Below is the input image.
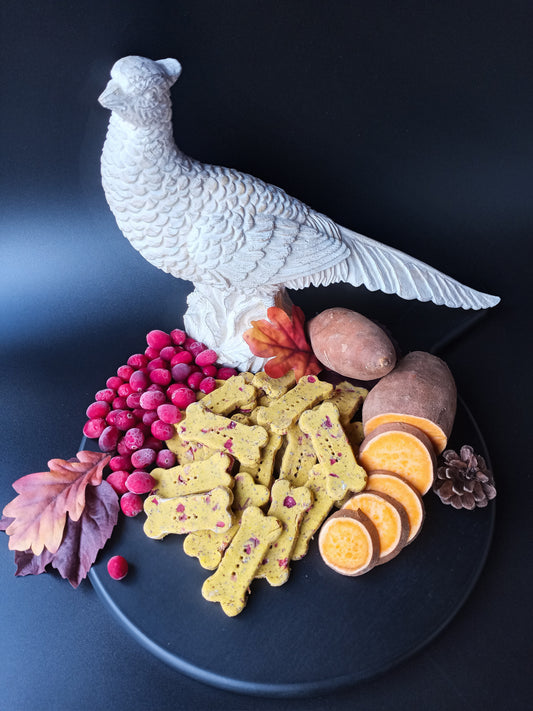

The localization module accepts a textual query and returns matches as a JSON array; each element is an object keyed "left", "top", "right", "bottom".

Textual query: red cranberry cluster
[{"left": 83, "top": 328, "right": 236, "bottom": 518}]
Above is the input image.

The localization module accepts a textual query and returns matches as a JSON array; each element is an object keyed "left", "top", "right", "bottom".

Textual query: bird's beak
[{"left": 98, "top": 80, "right": 123, "bottom": 110}]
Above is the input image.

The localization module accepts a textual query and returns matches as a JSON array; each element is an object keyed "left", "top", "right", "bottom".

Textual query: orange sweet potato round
[
  {"left": 318, "top": 508, "right": 380, "bottom": 576},
  {"left": 308, "top": 307, "right": 396, "bottom": 381},
  {"left": 358, "top": 422, "right": 437, "bottom": 495},
  {"left": 366, "top": 471, "right": 425, "bottom": 544},
  {"left": 342, "top": 490, "right": 410, "bottom": 564}
]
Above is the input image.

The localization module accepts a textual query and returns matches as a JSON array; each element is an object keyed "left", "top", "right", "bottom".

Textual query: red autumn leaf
[
  {"left": 243, "top": 305, "right": 322, "bottom": 381},
  {"left": 2, "top": 451, "right": 110, "bottom": 556},
  {"left": 11, "top": 480, "right": 119, "bottom": 588}
]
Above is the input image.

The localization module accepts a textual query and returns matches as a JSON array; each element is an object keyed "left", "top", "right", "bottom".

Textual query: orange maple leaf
[
  {"left": 243, "top": 305, "right": 322, "bottom": 381},
  {"left": 2, "top": 451, "right": 110, "bottom": 556}
]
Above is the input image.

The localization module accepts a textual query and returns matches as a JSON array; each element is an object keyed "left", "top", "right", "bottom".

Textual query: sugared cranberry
[
  {"left": 86, "top": 401, "right": 111, "bottom": 419},
  {"left": 83, "top": 418, "right": 106, "bottom": 439},
  {"left": 107, "top": 555, "right": 129, "bottom": 580},
  {"left": 130, "top": 448, "right": 156, "bottom": 469},
  {"left": 170, "top": 328, "right": 187, "bottom": 345},
  {"left": 151, "top": 419, "right": 175, "bottom": 441},
  {"left": 157, "top": 403, "right": 182, "bottom": 424},
  {"left": 169, "top": 387, "right": 196, "bottom": 409},
  {"left": 98, "top": 425, "right": 120, "bottom": 452},
  {"left": 156, "top": 449, "right": 176, "bottom": 468},
  {"left": 146, "top": 329, "right": 172, "bottom": 350},
  {"left": 195, "top": 349, "right": 217, "bottom": 367},
  {"left": 120, "top": 492, "right": 143, "bottom": 517},
  {"left": 126, "top": 470, "right": 156, "bottom": 495},
  {"left": 106, "top": 470, "right": 130, "bottom": 495}
]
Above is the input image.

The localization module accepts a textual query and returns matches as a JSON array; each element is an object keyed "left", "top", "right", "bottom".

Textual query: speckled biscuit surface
[
  {"left": 291, "top": 465, "right": 337, "bottom": 560},
  {"left": 201, "top": 506, "right": 282, "bottom": 616},
  {"left": 255, "top": 479, "right": 313, "bottom": 586},
  {"left": 143, "top": 486, "right": 234, "bottom": 539},
  {"left": 150, "top": 452, "right": 233, "bottom": 498},
  {"left": 256, "top": 375, "right": 333, "bottom": 435},
  {"left": 177, "top": 402, "right": 268, "bottom": 468},
  {"left": 239, "top": 430, "right": 282, "bottom": 488},
  {"left": 183, "top": 471, "right": 270, "bottom": 570},
  {"left": 299, "top": 401, "right": 367, "bottom": 500},
  {"left": 252, "top": 370, "right": 296, "bottom": 399},
  {"left": 324, "top": 381, "right": 368, "bottom": 426},
  {"left": 199, "top": 374, "right": 257, "bottom": 415},
  {"left": 278, "top": 423, "right": 317, "bottom": 487}
]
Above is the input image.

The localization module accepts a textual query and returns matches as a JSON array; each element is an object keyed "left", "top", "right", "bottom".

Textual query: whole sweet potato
[
  {"left": 308, "top": 307, "right": 396, "bottom": 381},
  {"left": 361, "top": 351, "right": 457, "bottom": 454}
]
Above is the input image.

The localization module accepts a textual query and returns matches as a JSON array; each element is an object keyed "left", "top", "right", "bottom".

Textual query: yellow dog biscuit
[
  {"left": 201, "top": 506, "right": 282, "bottom": 616},
  {"left": 143, "top": 486, "right": 234, "bottom": 539},
  {"left": 252, "top": 370, "right": 296, "bottom": 399},
  {"left": 178, "top": 402, "right": 268, "bottom": 468},
  {"left": 324, "top": 382, "right": 368, "bottom": 426},
  {"left": 278, "top": 423, "right": 317, "bottom": 487},
  {"left": 256, "top": 375, "right": 333, "bottom": 435},
  {"left": 150, "top": 452, "right": 233, "bottom": 498},
  {"left": 291, "top": 466, "right": 336, "bottom": 560},
  {"left": 199, "top": 374, "right": 257, "bottom": 415},
  {"left": 344, "top": 420, "right": 365, "bottom": 451},
  {"left": 166, "top": 425, "right": 217, "bottom": 464},
  {"left": 299, "top": 401, "right": 367, "bottom": 501},
  {"left": 255, "top": 479, "right": 313, "bottom": 586},
  {"left": 239, "top": 430, "right": 283, "bottom": 488},
  {"left": 183, "top": 471, "right": 270, "bottom": 570}
]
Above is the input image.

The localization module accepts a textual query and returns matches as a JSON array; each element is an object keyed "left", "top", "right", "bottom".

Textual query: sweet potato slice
[
  {"left": 362, "top": 351, "right": 456, "bottom": 454},
  {"left": 366, "top": 471, "right": 425, "bottom": 544},
  {"left": 358, "top": 422, "right": 436, "bottom": 495},
  {"left": 342, "top": 490, "right": 409, "bottom": 564},
  {"left": 318, "top": 508, "right": 380, "bottom": 576}
]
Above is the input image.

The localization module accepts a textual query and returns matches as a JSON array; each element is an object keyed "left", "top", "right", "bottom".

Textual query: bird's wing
[{"left": 188, "top": 211, "right": 350, "bottom": 289}]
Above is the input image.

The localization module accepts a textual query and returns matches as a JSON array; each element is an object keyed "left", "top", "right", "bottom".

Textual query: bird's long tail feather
[{"left": 337, "top": 226, "right": 500, "bottom": 310}]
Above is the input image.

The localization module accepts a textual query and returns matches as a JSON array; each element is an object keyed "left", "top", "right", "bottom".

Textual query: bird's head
[{"left": 98, "top": 56, "right": 182, "bottom": 127}]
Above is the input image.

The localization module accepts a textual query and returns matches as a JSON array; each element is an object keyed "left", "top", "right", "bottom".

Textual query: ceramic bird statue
[{"left": 98, "top": 55, "right": 499, "bottom": 369}]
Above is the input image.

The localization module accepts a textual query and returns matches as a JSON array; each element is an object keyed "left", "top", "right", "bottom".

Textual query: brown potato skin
[
  {"left": 361, "top": 351, "right": 457, "bottom": 452},
  {"left": 308, "top": 308, "right": 397, "bottom": 381}
]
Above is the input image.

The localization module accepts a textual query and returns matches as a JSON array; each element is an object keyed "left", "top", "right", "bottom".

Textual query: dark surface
[
  {"left": 87, "top": 397, "right": 494, "bottom": 697},
  {"left": 1, "top": 2, "right": 532, "bottom": 709}
]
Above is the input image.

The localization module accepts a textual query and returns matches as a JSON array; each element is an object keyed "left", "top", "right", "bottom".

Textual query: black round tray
[{"left": 88, "top": 395, "right": 494, "bottom": 697}]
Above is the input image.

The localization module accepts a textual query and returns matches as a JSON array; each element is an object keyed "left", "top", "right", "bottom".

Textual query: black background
[{"left": 1, "top": 2, "right": 532, "bottom": 709}]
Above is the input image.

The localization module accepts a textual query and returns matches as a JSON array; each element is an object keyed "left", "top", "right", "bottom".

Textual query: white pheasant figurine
[{"left": 99, "top": 55, "right": 499, "bottom": 369}]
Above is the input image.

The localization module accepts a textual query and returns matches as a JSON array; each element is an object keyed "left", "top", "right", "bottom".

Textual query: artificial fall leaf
[
  {"left": 2, "top": 451, "right": 110, "bottom": 556},
  {"left": 11, "top": 480, "right": 119, "bottom": 588},
  {"left": 243, "top": 305, "right": 322, "bottom": 381}
]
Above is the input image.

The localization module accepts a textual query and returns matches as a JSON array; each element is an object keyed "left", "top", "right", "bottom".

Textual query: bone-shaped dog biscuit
[
  {"left": 252, "top": 370, "right": 296, "bottom": 399},
  {"left": 201, "top": 506, "right": 282, "bottom": 617},
  {"left": 255, "top": 479, "right": 313, "bottom": 586},
  {"left": 143, "top": 486, "right": 234, "bottom": 539},
  {"left": 299, "top": 401, "right": 367, "bottom": 501},
  {"left": 178, "top": 402, "right": 268, "bottom": 468},
  {"left": 150, "top": 452, "right": 233, "bottom": 498},
  {"left": 291, "top": 466, "right": 336, "bottom": 560},
  {"left": 199, "top": 374, "right": 257, "bottom": 415},
  {"left": 324, "top": 382, "right": 368, "bottom": 426},
  {"left": 183, "top": 471, "right": 270, "bottom": 570},
  {"left": 278, "top": 423, "right": 317, "bottom": 487},
  {"left": 256, "top": 375, "right": 333, "bottom": 435},
  {"left": 240, "top": 430, "right": 282, "bottom": 488},
  {"left": 166, "top": 425, "right": 216, "bottom": 464}
]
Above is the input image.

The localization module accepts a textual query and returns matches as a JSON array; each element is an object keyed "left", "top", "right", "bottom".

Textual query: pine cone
[{"left": 434, "top": 445, "right": 496, "bottom": 510}]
